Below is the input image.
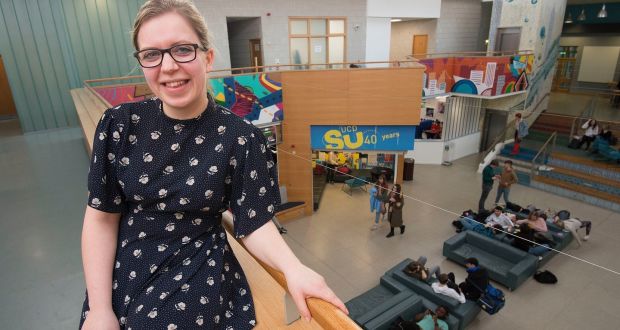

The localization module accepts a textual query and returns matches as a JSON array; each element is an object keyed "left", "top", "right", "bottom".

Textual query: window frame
[{"left": 288, "top": 17, "right": 347, "bottom": 68}]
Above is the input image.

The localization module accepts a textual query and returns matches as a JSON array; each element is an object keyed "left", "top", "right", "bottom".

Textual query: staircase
[{"left": 497, "top": 143, "right": 620, "bottom": 212}]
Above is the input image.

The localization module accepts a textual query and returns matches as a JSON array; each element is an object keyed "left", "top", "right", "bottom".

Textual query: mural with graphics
[
  {"left": 211, "top": 73, "right": 283, "bottom": 125},
  {"left": 93, "top": 72, "right": 284, "bottom": 126},
  {"left": 420, "top": 54, "right": 534, "bottom": 98}
]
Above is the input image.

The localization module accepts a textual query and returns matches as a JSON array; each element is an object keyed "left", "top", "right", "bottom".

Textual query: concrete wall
[
  {"left": 196, "top": 0, "right": 367, "bottom": 70},
  {"left": 390, "top": 19, "right": 438, "bottom": 60},
  {"left": 435, "top": 0, "right": 486, "bottom": 53},
  {"left": 367, "top": 0, "right": 441, "bottom": 18},
  {"left": 365, "top": 17, "right": 392, "bottom": 67},
  {"left": 227, "top": 18, "right": 262, "bottom": 69}
]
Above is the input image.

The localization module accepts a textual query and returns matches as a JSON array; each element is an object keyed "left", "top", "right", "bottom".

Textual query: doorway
[
  {"left": 481, "top": 109, "right": 508, "bottom": 151},
  {"left": 412, "top": 34, "right": 428, "bottom": 58},
  {"left": 495, "top": 27, "right": 521, "bottom": 53},
  {"left": 249, "top": 39, "right": 263, "bottom": 70},
  {"left": 0, "top": 54, "right": 17, "bottom": 119},
  {"left": 226, "top": 17, "right": 262, "bottom": 73}
]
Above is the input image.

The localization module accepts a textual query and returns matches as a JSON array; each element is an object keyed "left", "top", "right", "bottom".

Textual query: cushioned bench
[
  {"left": 346, "top": 275, "right": 414, "bottom": 327},
  {"left": 363, "top": 296, "right": 460, "bottom": 330},
  {"left": 274, "top": 186, "right": 305, "bottom": 222},
  {"left": 443, "top": 231, "right": 538, "bottom": 291},
  {"left": 390, "top": 260, "right": 480, "bottom": 330}
]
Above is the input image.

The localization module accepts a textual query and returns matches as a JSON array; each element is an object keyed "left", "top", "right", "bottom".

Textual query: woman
[
  {"left": 578, "top": 119, "right": 599, "bottom": 150},
  {"left": 370, "top": 174, "right": 389, "bottom": 230},
  {"left": 516, "top": 211, "right": 548, "bottom": 233},
  {"left": 80, "top": 1, "right": 346, "bottom": 329},
  {"left": 386, "top": 184, "right": 405, "bottom": 237},
  {"left": 511, "top": 224, "right": 551, "bottom": 257},
  {"left": 511, "top": 113, "right": 529, "bottom": 155}
]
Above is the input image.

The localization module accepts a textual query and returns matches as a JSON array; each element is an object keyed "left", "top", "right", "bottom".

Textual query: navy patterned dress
[{"left": 80, "top": 96, "right": 280, "bottom": 330}]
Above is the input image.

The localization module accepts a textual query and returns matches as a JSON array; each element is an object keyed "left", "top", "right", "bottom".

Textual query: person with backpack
[
  {"left": 458, "top": 257, "right": 489, "bottom": 300},
  {"left": 511, "top": 112, "right": 529, "bottom": 155}
]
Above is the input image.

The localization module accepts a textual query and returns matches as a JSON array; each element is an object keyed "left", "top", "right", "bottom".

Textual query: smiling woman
[{"left": 79, "top": 1, "right": 347, "bottom": 329}]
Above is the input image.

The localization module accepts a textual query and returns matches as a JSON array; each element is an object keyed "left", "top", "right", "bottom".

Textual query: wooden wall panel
[{"left": 279, "top": 67, "right": 423, "bottom": 215}]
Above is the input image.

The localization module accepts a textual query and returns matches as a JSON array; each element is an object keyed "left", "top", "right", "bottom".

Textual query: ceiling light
[
  {"left": 577, "top": 8, "right": 586, "bottom": 21},
  {"left": 598, "top": 4, "right": 607, "bottom": 18},
  {"left": 390, "top": 18, "right": 402, "bottom": 23},
  {"left": 565, "top": 12, "right": 573, "bottom": 24}
]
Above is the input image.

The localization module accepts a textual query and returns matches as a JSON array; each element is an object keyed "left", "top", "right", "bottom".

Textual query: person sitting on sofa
[
  {"left": 458, "top": 257, "right": 489, "bottom": 301},
  {"left": 404, "top": 256, "right": 441, "bottom": 283},
  {"left": 552, "top": 214, "right": 592, "bottom": 247},
  {"left": 484, "top": 206, "right": 515, "bottom": 232},
  {"left": 414, "top": 306, "right": 449, "bottom": 330},
  {"left": 516, "top": 211, "right": 548, "bottom": 233},
  {"left": 511, "top": 223, "right": 552, "bottom": 257},
  {"left": 432, "top": 273, "right": 466, "bottom": 304}
]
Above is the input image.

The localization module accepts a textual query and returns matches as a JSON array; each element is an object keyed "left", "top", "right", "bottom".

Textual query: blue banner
[{"left": 310, "top": 125, "right": 416, "bottom": 151}]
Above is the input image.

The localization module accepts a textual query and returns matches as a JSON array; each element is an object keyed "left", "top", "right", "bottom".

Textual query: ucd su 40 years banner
[{"left": 310, "top": 125, "right": 416, "bottom": 151}]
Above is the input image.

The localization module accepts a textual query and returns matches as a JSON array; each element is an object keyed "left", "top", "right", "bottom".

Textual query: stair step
[
  {"left": 534, "top": 175, "right": 620, "bottom": 204},
  {"left": 551, "top": 152, "right": 620, "bottom": 174},
  {"left": 551, "top": 166, "right": 620, "bottom": 189}
]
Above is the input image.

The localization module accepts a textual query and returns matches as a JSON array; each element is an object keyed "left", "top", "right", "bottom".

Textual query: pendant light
[
  {"left": 565, "top": 12, "right": 573, "bottom": 24},
  {"left": 598, "top": 4, "right": 607, "bottom": 18},
  {"left": 577, "top": 8, "right": 587, "bottom": 21}
]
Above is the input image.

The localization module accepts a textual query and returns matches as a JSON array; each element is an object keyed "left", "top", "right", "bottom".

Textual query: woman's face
[{"left": 137, "top": 12, "right": 214, "bottom": 114}]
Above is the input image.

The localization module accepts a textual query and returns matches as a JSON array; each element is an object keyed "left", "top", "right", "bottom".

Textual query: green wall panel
[{"left": 0, "top": 0, "right": 143, "bottom": 132}]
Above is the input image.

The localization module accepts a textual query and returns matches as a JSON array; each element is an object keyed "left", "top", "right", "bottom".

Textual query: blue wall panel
[{"left": 0, "top": 0, "right": 143, "bottom": 132}]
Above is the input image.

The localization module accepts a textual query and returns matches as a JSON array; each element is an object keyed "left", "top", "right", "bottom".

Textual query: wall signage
[{"left": 310, "top": 125, "right": 416, "bottom": 151}]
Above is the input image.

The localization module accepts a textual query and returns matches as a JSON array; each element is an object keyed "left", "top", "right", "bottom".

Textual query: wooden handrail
[
  {"left": 221, "top": 214, "right": 360, "bottom": 330},
  {"left": 407, "top": 50, "right": 534, "bottom": 59}
]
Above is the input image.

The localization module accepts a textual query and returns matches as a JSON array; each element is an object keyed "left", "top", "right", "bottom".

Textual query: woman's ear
[{"left": 204, "top": 48, "right": 215, "bottom": 72}]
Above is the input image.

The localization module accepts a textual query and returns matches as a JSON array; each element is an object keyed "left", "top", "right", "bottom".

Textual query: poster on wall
[{"left": 310, "top": 125, "right": 416, "bottom": 151}]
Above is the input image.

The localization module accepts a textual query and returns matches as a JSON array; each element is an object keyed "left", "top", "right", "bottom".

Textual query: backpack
[
  {"left": 534, "top": 270, "right": 558, "bottom": 284},
  {"left": 477, "top": 283, "right": 506, "bottom": 315},
  {"left": 475, "top": 210, "right": 492, "bottom": 224},
  {"left": 452, "top": 219, "right": 464, "bottom": 231},
  {"left": 505, "top": 201, "right": 523, "bottom": 213}
]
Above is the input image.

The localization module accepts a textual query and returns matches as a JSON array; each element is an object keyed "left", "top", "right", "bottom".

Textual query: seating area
[{"left": 346, "top": 259, "right": 478, "bottom": 330}]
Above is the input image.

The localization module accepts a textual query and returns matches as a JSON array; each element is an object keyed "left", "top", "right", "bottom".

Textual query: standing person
[
  {"left": 369, "top": 174, "right": 389, "bottom": 230},
  {"left": 478, "top": 159, "right": 499, "bottom": 212},
  {"left": 386, "top": 184, "right": 405, "bottom": 238},
  {"left": 458, "top": 258, "right": 489, "bottom": 301},
  {"left": 511, "top": 113, "right": 529, "bottom": 155},
  {"left": 79, "top": 1, "right": 347, "bottom": 329},
  {"left": 494, "top": 160, "right": 518, "bottom": 206},
  {"left": 326, "top": 150, "right": 338, "bottom": 184},
  {"left": 578, "top": 119, "right": 599, "bottom": 150}
]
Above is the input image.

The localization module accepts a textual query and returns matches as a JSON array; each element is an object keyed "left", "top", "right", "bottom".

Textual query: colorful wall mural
[
  {"left": 211, "top": 73, "right": 283, "bottom": 125},
  {"left": 93, "top": 72, "right": 284, "bottom": 126},
  {"left": 420, "top": 54, "right": 534, "bottom": 98}
]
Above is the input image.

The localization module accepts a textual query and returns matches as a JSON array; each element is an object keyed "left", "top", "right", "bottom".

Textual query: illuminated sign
[{"left": 310, "top": 125, "right": 415, "bottom": 151}]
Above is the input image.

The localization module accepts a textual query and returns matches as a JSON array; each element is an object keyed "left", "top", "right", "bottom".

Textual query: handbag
[{"left": 467, "top": 278, "right": 505, "bottom": 315}]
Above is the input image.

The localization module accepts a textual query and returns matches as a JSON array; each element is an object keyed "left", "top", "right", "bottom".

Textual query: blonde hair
[{"left": 132, "top": 0, "right": 211, "bottom": 51}]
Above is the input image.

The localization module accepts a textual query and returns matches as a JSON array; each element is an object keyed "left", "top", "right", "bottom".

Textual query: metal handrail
[
  {"left": 479, "top": 93, "right": 550, "bottom": 163},
  {"left": 530, "top": 131, "right": 557, "bottom": 178},
  {"left": 569, "top": 91, "right": 620, "bottom": 137}
]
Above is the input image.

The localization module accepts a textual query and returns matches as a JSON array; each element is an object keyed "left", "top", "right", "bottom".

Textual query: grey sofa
[{"left": 443, "top": 231, "right": 538, "bottom": 290}]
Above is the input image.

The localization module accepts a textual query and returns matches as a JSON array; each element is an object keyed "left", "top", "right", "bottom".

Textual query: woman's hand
[
  {"left": 284, "top": 263, "right": 348, "bottom": 322},
  {"left": 81, "top": 308, "right": 120, "bottom": 330}
]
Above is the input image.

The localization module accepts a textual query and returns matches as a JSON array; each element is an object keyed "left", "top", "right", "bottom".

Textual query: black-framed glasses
[{"left": 133, "top": 43, "right": 207, "bottom": 68}]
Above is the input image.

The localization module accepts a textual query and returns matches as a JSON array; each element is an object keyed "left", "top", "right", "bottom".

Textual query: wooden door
[
  {"left": 0, "top": 55, "right": 17, "bottom": 117},
  {"left": 249, "top": 39, "right": 263, "bottom": 71},
  {"left": 412, "top": 35, "right": 428, "bottom": 58}
]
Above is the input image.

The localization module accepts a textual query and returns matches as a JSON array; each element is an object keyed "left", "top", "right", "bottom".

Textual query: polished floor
[{"left": 1, "top": 127, "right": 619, "bottom": 329}]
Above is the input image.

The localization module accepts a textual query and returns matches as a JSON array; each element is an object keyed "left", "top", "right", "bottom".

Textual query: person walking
[
  {"left": 386, "top": 184, "right": 405, "bottom": 237},
  {"left": 511, "top": 113, "right": 529, "bottom": 155}
]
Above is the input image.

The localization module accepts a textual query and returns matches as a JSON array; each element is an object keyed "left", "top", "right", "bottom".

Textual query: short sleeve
[
  {"left": 228, "top": 128, "right": 281, "bottom": 238},
  {"left": 86, "top": 108, "right": 125, "bottom": 213}
]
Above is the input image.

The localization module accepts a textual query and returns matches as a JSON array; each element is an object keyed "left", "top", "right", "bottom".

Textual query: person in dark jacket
[
  {"left": 478, "top": 159, "right": 499, "bottom": 212},
  {"left": 458, "top": 257, "right": 489, "bottom": 300}
]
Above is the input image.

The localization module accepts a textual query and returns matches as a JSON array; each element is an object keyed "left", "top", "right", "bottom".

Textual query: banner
[{"left": 310, "top": 125, "right": 415, "bottom": 151}]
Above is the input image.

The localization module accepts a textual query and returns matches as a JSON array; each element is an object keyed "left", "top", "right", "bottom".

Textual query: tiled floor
[{"left": 1, "top": 127, "right": 619, "bottom": 329}]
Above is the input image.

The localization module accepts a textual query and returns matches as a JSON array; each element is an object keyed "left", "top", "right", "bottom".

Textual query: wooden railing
[{"left": 407, "top": 50, "right": 534, "bottom": 60}]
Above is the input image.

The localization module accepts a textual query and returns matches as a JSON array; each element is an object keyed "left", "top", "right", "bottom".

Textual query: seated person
[
  {"left": 552, "top": 213, "right": 592, "bottom": 246},
  {"left": 403, "top": 256, "right": 441, "bottom": 283},
  {"left": 484, "top": 206, "right": 515, "bottom": 232},
  {"left": 458, "top": 258, "right": 489, "bottom": 301},
  {"left": 516, "top": 211, "right": 548, "bottom": 233},
  {"left": 415, "top": 306, "right": 449, "bottom": 330},
  {"left": 511, "top": 224, "right": 552, "bottom": 257},
  {"left": 431, "top": 273, "right": 466, "bottom": 304}
]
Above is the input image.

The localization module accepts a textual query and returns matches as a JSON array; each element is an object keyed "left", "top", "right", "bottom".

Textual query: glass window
[
  {"left": 311, "top": 37, "right": 327, "bottom": 66},
  {"left": 328, "top": 36, "right": 344, "bottom": 63},
  {"left": 290, "top": 38, "right": 309, "bottom": 66},
  {"left": 290, "top": 20, "right": 308, "bottom": 35},
  {"left": 311, "top": 19, "right": 326, "bottom": 35},
  {"left": 329, "top": 19, "right": 345, "bottom": 34}
]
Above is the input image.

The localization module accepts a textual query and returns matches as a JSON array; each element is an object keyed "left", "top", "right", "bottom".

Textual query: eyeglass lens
[{"left": 138, "top": 44, "right": 197, "bottom": 67}]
